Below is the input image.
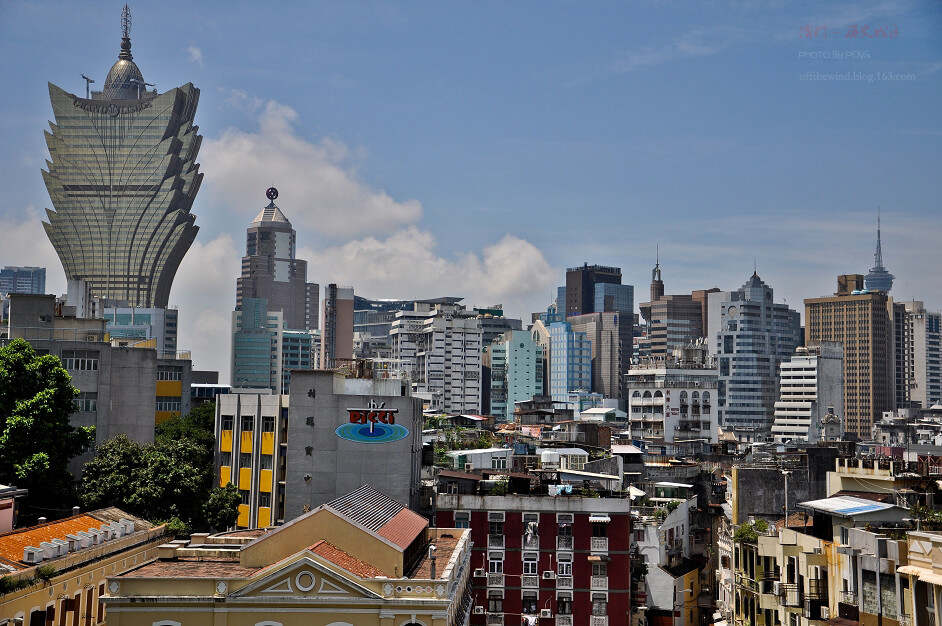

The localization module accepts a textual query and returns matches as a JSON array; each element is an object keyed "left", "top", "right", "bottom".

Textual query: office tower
[
  {"left": 640, "top": 258, "right": 719, "bottom": 359},
  {"left": 530, "top": 319, "right": 552, "bottom": 397},
  {"left": 548, "top": 321, "right": 592, "bottom": 403},
  {"left": 41, "top": 7, "right": 202, "bottom": 308},
  {"left": 805, "top": 275, "right": 895, "bottom": 438},
  {"left": 0, "top": 266, "right": 46, "bottom": 295},
  {"left": 487, "top": 330, "right": 542, "bottom": 422},
  {"left": 864, "top": 213, "right": 894, "bottom": 293},
  {"left": 594, "top": 282, "right": 634, "bottom": 315},
  {"left": 771, "top": 343, "right": 844, "bottom": 444},
  {"left": 231, "top": 298, "right": 284, "bottom": 392},
  {"left": 713, "top": 273, "right": 802, "bottom": 440},
  {"left": 894, "top": 301, "right": 942, "bottom": 408},
  {"left": 237, "top": 188, "right": 318, "bottom": 331},
  {"left": 321, "top": 284, "right": 354, "bottom": 369},
  {"left": 104, "top": 306, "right": 178, "bottom": 355},
  {"left": 475, "top": 305, "right": 523, "bottom": 346},
  {"left": 565, "top": 264, "right": 621, "bottom": 317},
  {"left": 390, "top": 300, "right": 483, "bottom": 413},
  {"left": 568, "top": 311, "right": 632, "bottom": 401}
]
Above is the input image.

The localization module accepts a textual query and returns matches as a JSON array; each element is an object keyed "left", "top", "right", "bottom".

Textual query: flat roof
[
  {"left": 611, "top": 444, "right": 644, "bottom": 455},
  {"left": 797, "top": 495, "right": 899, "bottom": 517},
  {"left": 558, "top": 469, "right": 621, "bottom": 480},
  {"left": 653, "top": 481, "right": 694, "bottom": 488},
  {"left": 445, "top": 447, "right": 510, "bottom": 456}
]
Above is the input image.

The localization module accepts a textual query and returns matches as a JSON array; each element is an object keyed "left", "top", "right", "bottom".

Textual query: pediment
[{"left": 234, "top": 556, "right": 382, "bottom": 600}]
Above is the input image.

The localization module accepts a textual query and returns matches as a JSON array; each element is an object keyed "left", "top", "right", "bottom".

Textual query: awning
[
  {"left": 589, "top": 514, "right": 611, "bottom": 523},
  {"left": 587, "top": 554, "right": 610, "bottom": 562}
]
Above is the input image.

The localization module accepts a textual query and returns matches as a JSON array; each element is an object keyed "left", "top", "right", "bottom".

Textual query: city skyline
[{"left": 1, "top": 1, "right": 940, "bottom": 378}]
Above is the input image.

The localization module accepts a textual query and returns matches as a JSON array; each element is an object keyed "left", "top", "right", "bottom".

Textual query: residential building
[
  {"left": 154, "top": 353, "right": 193, "bottom": 424},
  {"left": 390, "top": 300, "right": 483, "bottom": 413},
  {"left": 864, "top": 213, "right": 894, "bottom": 293},
  {"left": 771, "top": 343, "right": 844, "bottom": 444},
  {"left": 475, "top": 305, "right": 524, "bottom": 347},
  {"left": 321, "top": 283, "right": 354, "bottom": 369},
  {"left": 900, "top": 531, "right": 942, "bottom": 626},
  {"left": 104, "top": 486, "right": 473, "bottom": 626},
  {"left": 435, "top": 491, "right": 631, "bottom": 625},
  {"left": 872, "top": 407, "right": 942, "bottom": 446},
  {"left": 0, "top": 508, "right": 165, "bottom": 625},
  {"left": 515, "top": 395, "right": 574, "bottom": 426},
  {"left": 0, "top": 266, "right": 45, "bottom": 295},
  {"left": 894, "top": 300, "right": 942, "bottom": 408},
  {"left": 805, "top": 274, "right": 896, "bottom": 438},
  {"left": 627, "top": 341, "right": 720, "bottom": 444},
  {"left": 104, "top": 305, "right": 178, "bottom": 355},
  {"left": 568, "top": 311, "right": 633, "bottom": 402},
  {"left": 41, "top": 8, "right": 202, "bottom": 308},
  {"left": 565, "top": 263, "right": 622, "bottom": 317},
  {"left": 548, "top": 321, "right": 592, "bottom": 404},
  {"left": 447, "top": 448, "right": 514, "bottom": 471},
  {"left": 236, "top": 187, "right": 319, "bottom": 331},
  {"left": 640, "top": 258, "right": 719, "bottom": 359},
  {"left": 487, "top": 329, "right": 542, "bottom": 422},
  {"left": 231, "top": 297, "right": 284, "bottom": 393},
  {"left": 712, "top": 273, "right": 802, "bottom": 441}
]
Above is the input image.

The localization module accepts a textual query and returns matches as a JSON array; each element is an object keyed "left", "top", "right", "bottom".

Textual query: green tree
[
  {"left": 0, "top": 339, "right": 95, "bottom": 519},
  {"left": 204, "top": 484, "right": 241, "bottom": 531}
]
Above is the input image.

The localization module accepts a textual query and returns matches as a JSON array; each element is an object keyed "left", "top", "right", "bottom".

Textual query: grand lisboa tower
[{"left": 42, "top": 5, "right": 202, "bottom": 308}]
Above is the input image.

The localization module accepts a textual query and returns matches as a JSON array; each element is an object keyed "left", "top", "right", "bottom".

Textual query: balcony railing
[
  {"left": 488, "top": 534, "right": 504, "bottom": 549},
  {"left": 591, "top": 576, "right": 609, "bottom": 590},
  {"left": 591, "top": 537, "right": 609, "bottom": 553},
  {"left": 781, "top": 583, "right": 803, "bottom": 607},
  {"left": 838, "top": 590, "right": 857, "bottom": 605},
  {"left": 486, "top": 614, "right": 503, "bottom": 625},
  {"left": 523, "top": 536, "right": 540, "bottom": 550},
  {"left": 557, "top": 575, "right": 573, "bottom": 589},
  {"left": 487, "top": 573, "right": 504, "bottom": 587},
  {"left": 807, "top": 578, "right": 827, "bottom": 601},
  {"left": 556, "top": 617, "right": 573, "bottom": 626},
  {"left": 590, "top": 617, "right": 609, "bottom": 626},
  {"left": 557, "top": 536, "right": 573, "bottom": 550},
  {"left": 522, "top": 575, "right": 539, "bottom": 588}
]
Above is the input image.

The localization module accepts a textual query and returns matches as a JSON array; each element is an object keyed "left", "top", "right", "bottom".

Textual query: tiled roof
[
  {"left": 327, "top": 485, "right": 407, "bottom": 532},
  {"left": 0, "top": 514, "right": 106, "bottom": 570},
  {"left": 409, "top": 533, "right": 462, "bottom": 579},
  {"left": 121, "top": 558, "right": 260, "bottom": 579},
  {"left": 377, "top": 509, "right": 428, "bottom": 550},
  {"left": 309, "top": 540, "right": 384, "bottom": 578}
]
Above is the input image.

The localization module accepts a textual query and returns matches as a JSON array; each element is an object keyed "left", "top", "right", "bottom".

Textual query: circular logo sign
[{"left": 336, "top": 422, "right": 409, "bottom": 444}]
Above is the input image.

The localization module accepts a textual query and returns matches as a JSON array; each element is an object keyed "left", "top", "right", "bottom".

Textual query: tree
[
  {"left": 0, "top": 339, "right": 95, "bottom": 520},
  {"left": 204, "top": 484, "right": 241, "bottom": 531}
]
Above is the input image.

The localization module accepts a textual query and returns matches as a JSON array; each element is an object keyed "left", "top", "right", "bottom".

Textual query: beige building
[
  {"left": 899, "top": 531, "right": 942, "bottom": 626},
  {"left": 104, "top": 485, "right": 472, "bottom": 626},
  {"left": 805, "top": 274, "right": 895, "bottom": 438},
  {"left": 0, "top": 508, "right": 165, "bottom": 625}
]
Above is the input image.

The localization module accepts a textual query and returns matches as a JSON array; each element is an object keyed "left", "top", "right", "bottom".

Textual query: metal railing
[
  {"left": 781, "top": 583, "right": 803, "bottom": 607},
  {"left": 556, "top": 617, "right": 573, "bottom": 626},
  {"left": 486, "top": 614, "right": 503, "bottom": 625},
  {"left": 487, "top": 573, "right": 504, "bottom": 587},
  {"left": 590, "top": 617, "right": 609, "bottom": 626},
  {"left": 591, "top": 537, "right": 609, "bottom": 552},
  {"left": 557, "top": 575, "right": 573, "bottom": 589},
  {"left": 488, "top": 534, "right": 504, "bottom": 549},
  {"left": 521, "top": 575, "right": 539, "bottom": 588},
  {"left": 591, "top": 576, "right": 608, "bottom": 590},
  {"left": 557, "top": 536, "right": 573, "bottom": 550},
  {"left": 807, "top": 578, "right": 827, "bottom": 601},
  {"left": 838, "top": 590, "right": 857, "bottom": 605}
]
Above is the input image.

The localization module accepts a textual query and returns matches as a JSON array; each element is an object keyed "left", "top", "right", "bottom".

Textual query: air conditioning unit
[
  {"left": 543, "top": 571, "right": 556, "bottom": 579},
  {"left": 474, "top": 606, "right": 485, "bottom": 614},
  {"left": 772, "top": 581, "right": 782, "bottom": 596},
  {"left": 821, "top": 607, "right": 830, "bottom": 620},
  {"left": 540, "top": 609, "right": 553, "bottom": 618},
  {"left": 474, "top": 568, "right": 486, "bottom": 577},
  {"left": 465, "top": 463, "right": 474, "bottom": 471}
]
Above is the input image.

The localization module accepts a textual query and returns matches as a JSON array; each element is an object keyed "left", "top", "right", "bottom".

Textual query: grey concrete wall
[
  {"left": 735, "top": 466, "right": 810, "bottom": 522},
  {"left": 285, "top": 371, "right": 424, "bottom": 521}
]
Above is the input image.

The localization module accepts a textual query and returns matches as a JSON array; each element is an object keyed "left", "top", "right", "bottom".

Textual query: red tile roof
[
  {"left": 120, "top": 558, "right": 260, "bottom": 579},
  {"left": 409, "top": 533, "right": 462, "bottom": 579},
  {"left": 309, "top": 540, "right": 384, "bottom": 578},
  {"left": 0, "top": 514, "right": 104, "bottom": 570},
  {"left": 377, "top": 508, "right": 428, "bottom": 550}
]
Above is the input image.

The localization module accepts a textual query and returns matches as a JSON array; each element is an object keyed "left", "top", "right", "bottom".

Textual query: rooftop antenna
[
  {"left": 81, "top": 74, "right": 95, "bottom": 99},
  {"left": 119, "top": 5, "right": 133, "bottom": 61}
]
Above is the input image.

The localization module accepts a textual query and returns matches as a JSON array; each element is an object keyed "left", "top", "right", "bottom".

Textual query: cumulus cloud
[
  {"left": 187, "top": 45, "right": 203, "bottom": 67},
  {"left": 200, "top": 101, "right": 423, "bottom": 237},
  {"left": 300, "top": 227, "right": 557, "bottom": 317}
]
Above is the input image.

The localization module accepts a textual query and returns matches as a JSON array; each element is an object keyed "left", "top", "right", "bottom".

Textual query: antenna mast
[{"left": 121, "top": 4, "right": 131, "bottom": 40}]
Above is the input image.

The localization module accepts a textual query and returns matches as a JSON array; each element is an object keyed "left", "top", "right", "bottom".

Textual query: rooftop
[
  {"left": 797, "top": 495, "right": 900, "bottom": 517},
  {"left": 120, "top": 558, "right": 260, "bottom": 579},
  {"left": 309, "top": 540, "right": 384, "bottom": 578},
  {"left": 326, "top": 484, "right": 427, "bottom": 550}
]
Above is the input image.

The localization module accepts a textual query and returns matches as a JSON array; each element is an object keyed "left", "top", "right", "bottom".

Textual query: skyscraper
[
  {"left": 548, "top": 321, "right": 592, "bottom": 403},
  {"left": 640, "top": 257, "right": 719, "bottom": 358},
  {"left": 487, "top": 329, "right": 542, "bottom": 422},
  {"left": 41, "top": 7, "right": 202, "bottom": 308},
  {"left": 568, "top": 311, "right": 632, "bottom": 401},
  {"left": 805, "top": 275, "right": 895, "bottom": 438},
  {"left": 236, "top": 188, "right": 318, "bottom": 331},
  {"left": 0, "top": 266, "right": 46, "bottom": 295},
  {"left": 770, "top": 343, "right": 844, "bottom": 444},
  {"left": 864, "top": 213, "right": 894, "bottom": 293},
  {"left": 321, "top": 284, "right": 354, "bottom": 369},
  {"left": 564, "top": 264, "right": 621, "bottom": 317},
  {"left": 894, "top": 301, "right": 942, "bottom": 408}
]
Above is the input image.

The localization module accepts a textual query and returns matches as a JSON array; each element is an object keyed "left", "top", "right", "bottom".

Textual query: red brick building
[{"left": 436, "top": 493, "right": 631, "bottom": 625}]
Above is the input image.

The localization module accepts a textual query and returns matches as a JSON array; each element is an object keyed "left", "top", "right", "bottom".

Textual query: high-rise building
[
  {"left": 712, "top": 273, "right": 802, "bottom": 440},
  {"left": 770, "top": 343, "right": 844, "bottom": 444},
  {"left": 321, "top": 284, "right": 354, "bottom": 369},
  {"left": 236, "top": 188, "right": 318, "bottom": 331},
  {"left": 41, "top": 7, "right": 202, "bottom": 308},
  {"left": 104, "top": 306, "right": 178, "bottom": 355},
  {"left": 805, "top": 275, "right": 896, "bottom": 438},
  {"left": 568, "top": 311, "right": 632, "bottom": 401},
  {"left": 231, "top": 298, "right": 284, "bottom": 392},
  {"left": 548, "top": 321, "right": 592, "bottom": 403},
  {"left": 487, "top": 329, "right": 543, "bottom": 422},
  {"left": 565, "top": 264, "right": 621, "bottom": 317},
  {"left": 594, "top": 282, "right": 634, "bottom": 315},
  {"left": 864, "top": 213, "right": 894, "bottom": 293},
  {"left": 0, "top": 266, "right": 46, "bottom": 295},
  {"left": 894, "top": 301, "right": 942, "bottom": 408},
  {"left": 640, "top": 259, "right": 719, "bottom": 359}
]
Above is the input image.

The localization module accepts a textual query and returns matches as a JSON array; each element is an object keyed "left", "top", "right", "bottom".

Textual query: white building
[
  {"left": 390, "top": 300, "right": 483, "bottom": 413},
  {"left": 895, "top": 300, "right": 942, "bottom": 408},
  {"left": 627, "top": 342, "right": 719, "bottom": 444},
  {"left": 770, "top": 343, "right": 844, "bottom": 444},
  {"left": 445, "top": 447, "right": 513, "bottom": 471}
]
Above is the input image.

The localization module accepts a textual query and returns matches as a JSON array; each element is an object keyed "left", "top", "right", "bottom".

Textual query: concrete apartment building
[
  {"left": 104, "top": 305, "right": 178, "bottom": 355},
  {"left": 568, "top": 311, "right": 632, "bottom": 402},
  {"left": 711, "top": 272, "right": 802, "bottom": 441},
  {"left": 640, "top": 258, "right": 719, "bottom": 359},
  {"left": 770, "top": 343, "right": 844, "bottom": 444},
  {"left": 390, "top": 300, "right": 483, "bottom": 413},
  {"left": 486, "top": 329, "right": 543, "bottom": 423},
  {"left": 626, "top": 341, "right": 719, "bottom": 444},
  {"left": 231, "top": 297, "right": 285, "bottom": 393},
  {"left": 805, "top": 274, "right": 896, "bottom": 438},
  {"left": 894, "top": 300, "right": 942, "bottom": 409},
  {"left": 320, "top": 283, "right": 354, "bottom": 369}
]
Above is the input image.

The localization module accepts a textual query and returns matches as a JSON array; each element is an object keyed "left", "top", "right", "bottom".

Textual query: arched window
[
  {"left": 642, "top": 391, "right": 652, "bottom": 399},
  {"left": 653, "top": 390, "right": 663, "bottom": 398},
  {"left": 702, "top": 391, "right": 711, "bottom": 406},
  {"left": 692, "top": 391, "right": 700, "bottom": 403},
  {"left": 679, "top": 391, "right": 688, "bottom": 403},
  {"left": 632, "top": 391, "right": 641, "bottom": 398}
]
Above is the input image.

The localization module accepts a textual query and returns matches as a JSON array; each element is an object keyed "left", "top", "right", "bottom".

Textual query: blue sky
[{"left": 1, "top": 0, "right": 940, "bottom": 376}]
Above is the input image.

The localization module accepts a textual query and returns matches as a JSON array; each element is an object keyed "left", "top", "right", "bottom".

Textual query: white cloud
[
  {"left": 614, "top": 26, "right": 745, "bottom": 73},
  {"left": 0, "top": 207, "right": 66, "bottom": 294},
  {"left": 220, "top": 87, "right": 263, "bottom": 113},
  {"left": 187, "top": 45, "right": 204, "bottom": 67},
  {"left": 200, "top": 101, "right": 423, "bottom": 237}
]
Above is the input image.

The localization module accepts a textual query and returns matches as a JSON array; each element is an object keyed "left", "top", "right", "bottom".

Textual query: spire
[
  {"left": 650, "top": 244, "right": 664, "bottom": 302},
  {"left": 119, "top": 5, "right": 133, "bottom": 61},
  {"left": 864, "top": 207, "right": 894, "bottom": 293},
  {"left": 874, "top": 208, "right": 884, "bottom": 269}
]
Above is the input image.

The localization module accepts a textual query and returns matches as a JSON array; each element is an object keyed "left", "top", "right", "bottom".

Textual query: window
[
  {"left": 591, "top": 593, "right": 608, "bottom": 616},
  {"left": 488, "top": 553, "right": 504, "bottom": 573},
  {"left": 240, "top": 453, "right": 252, "bottom": 468},
  {"left": 240, "top": 490, "right": 250, "bottom": 505},
  {"left": 260, "top": 455, "right": 273, "bottom": 470},
  {"left": 487, "top": 590, "right": 503, "bottom": 613},
  {"left": 258, "top": 492, "right": 271, "bottom": 508},
  {"left": 156, "top": 366, "right": 183, "bottom": 381},
  {"left": 490, "top": 455, "right": 507, "bottom": 469},
  {"left": 74, "top": 392, "right": 97, "bottom": 412},
  {"left": 557, "top": 553, "right": 572, "bottom": 576},
  {"left": 455, "top": 511, "right": 470, "bottom": 528},
  {"left": 62, "top": 350, "right": 99, "bottom": 371},
  {"left": 489, "top": 520, "right": 504, "bottom": 536},
  {"left": 592, "top": 522, "right": 608, "bottom": 537},
  {"left": 262, "top": 416, "right": 275, "bottom": 432},
  {"left": 592, "top": 562, "right": 608, "bottom": 576},
  {"left": 557, "top": 593, "right": 573, "bottom": 615},
  {"left": 156, "top": 396, "right": 181, "bottom": 412},
  {"left": 221, "top": 416, "right": 234, "bottom": 431},
  {"left": 220, "top": 452, "right": 232, "bottom": 466},
  {"left": 241, "top": 416, "right": 254, "bottom": 431},
  {"left": 522, "top": 591, "right": 538, "bottom": 614},
  {"left": 523, "top": 553, "right": 538, "bottom": 575}
]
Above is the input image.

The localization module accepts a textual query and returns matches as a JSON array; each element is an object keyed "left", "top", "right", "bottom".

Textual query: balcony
[
  {"left": 557, "top": 536, "right": 573, "bottom": 550},
  {"left": 590, "top": 617, "right": 608, "bottom": 626},
  {"left": 556, "top": 617, "right": 573, "bottom": 626},
  {"left": 486, "top": 614, "right": 504, "bottom": 625},
  {"left": 837, "top": 590, "right": 860, "bottom": 621},
  {"left": 781, "top": 583, "right": 803, "bottom": 607},
  {"left": 557, "top": 575, "right": 573, "bottom": 589},
  {"left": 591, "top": 537, "right": 609, "bottom": 553},
  {"left": 523, "top": 535, "right": 540, "bottom": 550},
  {"left": 487, "top": 573, "right": 504, "bottom": 587},
  {"left": 522, "top": 575, "right": 539, "bottom": 588},
  {"left": 488, "top": 534, "right": 505, "bottom": 549},
  {"left": 807, "top": 578, "right": 827, "bottom": 601},
  {"left": 591, "top": 576, "right": 609, "bottom": 590}
]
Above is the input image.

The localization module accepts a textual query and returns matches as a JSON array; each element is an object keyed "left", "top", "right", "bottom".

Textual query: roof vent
[
  {"left": 23, "top": 546, "right": 44, "bottom": 563},
  {"left": 38, "top": 542, "right": 57, "bottom": 560}
]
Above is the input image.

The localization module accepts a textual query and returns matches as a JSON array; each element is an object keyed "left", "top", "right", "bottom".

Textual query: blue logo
[{"left": 336, "top": 400, "right": 409, "bottom": 444}]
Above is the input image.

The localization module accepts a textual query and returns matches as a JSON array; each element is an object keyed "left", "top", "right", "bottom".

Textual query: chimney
[
  {"left": 37, "top": 517, "right": 47, "bottom": 524},
  {"left": 72, "top": 506, "right": 80, "bottom": 516}
]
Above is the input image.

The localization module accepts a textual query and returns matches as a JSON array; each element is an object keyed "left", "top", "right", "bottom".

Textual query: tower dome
[{"left": 102, "top": 5, "right": 147, "bottom": 100}]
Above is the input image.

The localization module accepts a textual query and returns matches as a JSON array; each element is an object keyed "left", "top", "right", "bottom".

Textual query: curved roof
[
  {"left": 252, "top": 202, "right": 291, "bottom": 225},
  {"left": 103, "top": 58, "right": 145, "bottom": 100}
]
